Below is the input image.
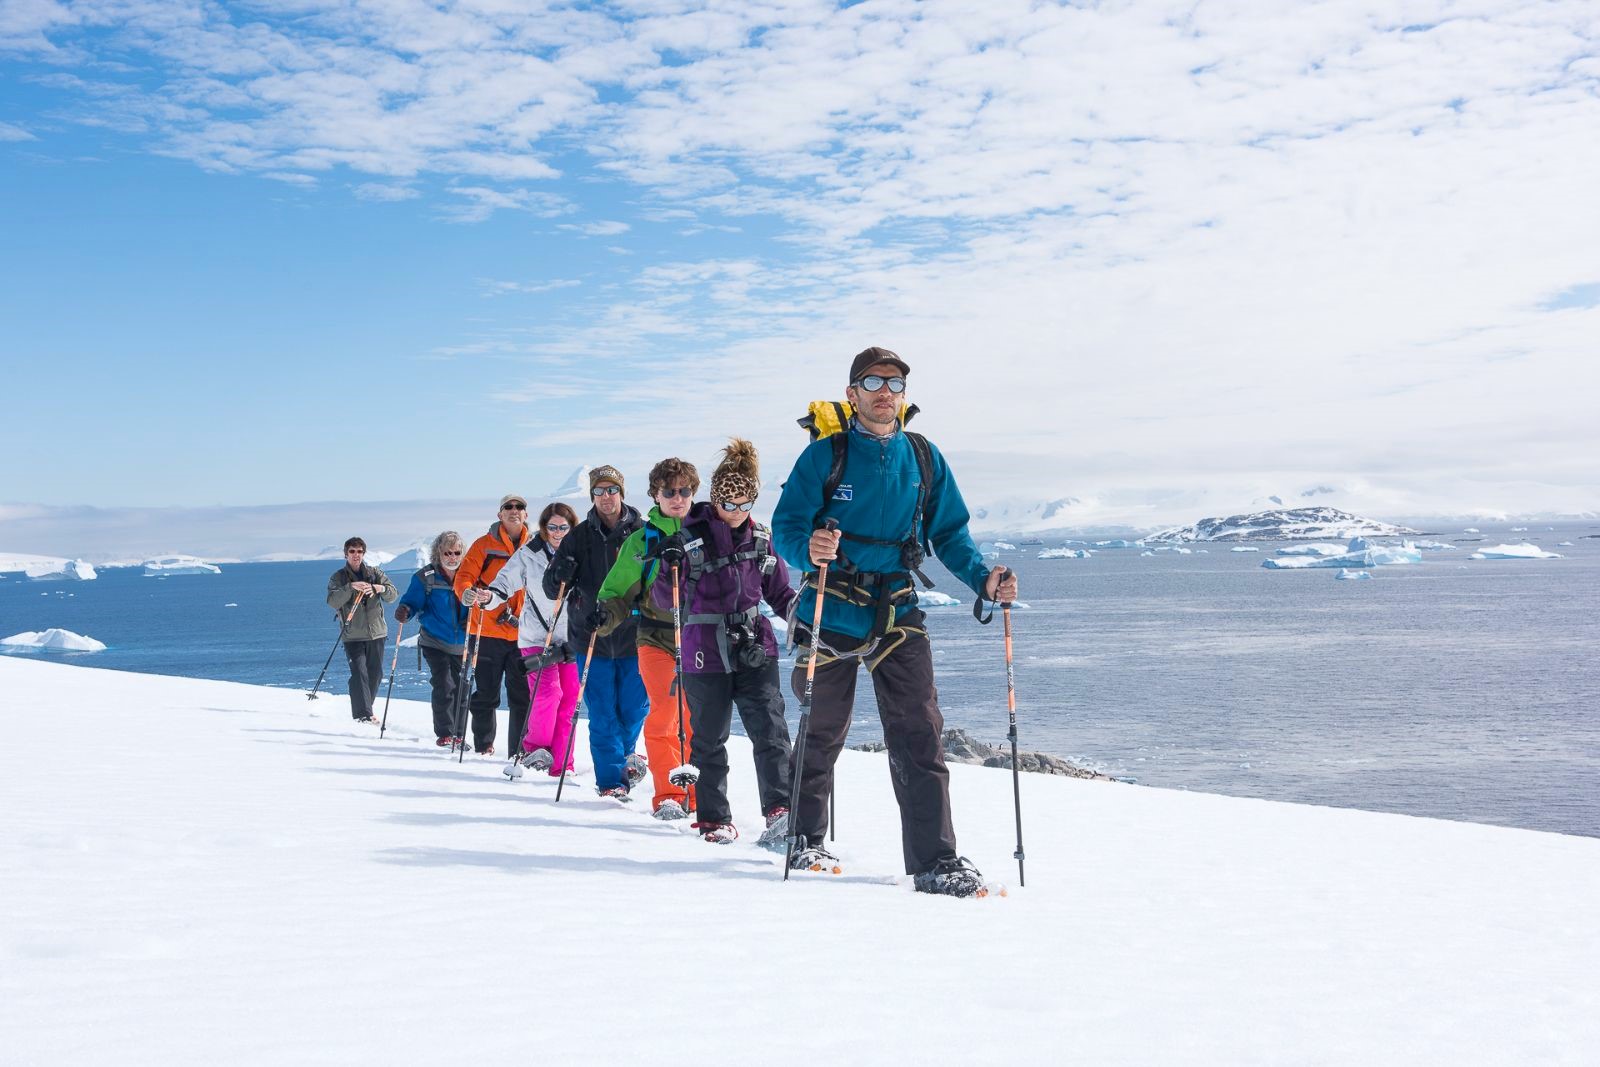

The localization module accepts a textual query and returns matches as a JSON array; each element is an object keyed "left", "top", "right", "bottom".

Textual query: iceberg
[
  {"left": 1275, "top": 543, "right": 1349, "bottom": 557},
  {"left": 1038, "top": 547, "right": 1091, "bottom": 559},
  {"left": 1407, "top": 540, "right": 1457, "bottom": 551},
  {"left": 1093, "top": 539, "right": 1139, "bottom": 549},
  {"left": 1557, "top": 541, "right": 1575, "bottom": 547},
  {"left": 1463, "top": 527, "right": 1480, "bottom": 533},
  {"left": 1469, "top": 543, "right": 1564, "bottom": 561},
  {"left": 916, "top": 590, "right": 963, "bottom": 607},
  {"left": 993, "top": 541, "right": 1016, "bottom": 551},
  {"left": 143, "top": 556, "right": 222, "bottom": 576},
  {"left": 1, "top": 628, "right": 107, "bottom": 652},
  {"left": 977, "top": 542, "right": 1002, "bottom": 559},
  {"left": 24, "top": 559, "right": 97, "bottom": 581},
  {"left": 1229, "top": 546, "right": 1259, "bottom": 553},
  {"left": 1334, "top": 569, "right": 1373, "bottom": 581},
  {"left": 1152, "top": 546, "right": 1192, "bottom": 554},
  {"left": 1263, "top": 540, "right": 1422, "bottom": 570},
  {"left": 1140, "top": 550, "right": 1155, "bottom": 557},
  {"left": 379, "top": 542, "right": 432, "bottom": 572}
]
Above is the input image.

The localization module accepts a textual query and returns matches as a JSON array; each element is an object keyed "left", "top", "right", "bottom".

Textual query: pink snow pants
[{"left": 520, "top": 654, "right": 579, "bottom": 775}]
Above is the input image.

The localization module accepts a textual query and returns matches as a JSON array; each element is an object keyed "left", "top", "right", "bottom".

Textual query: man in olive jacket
[{"left": 325, "top": 536, "right": 400, "bottom": 722}]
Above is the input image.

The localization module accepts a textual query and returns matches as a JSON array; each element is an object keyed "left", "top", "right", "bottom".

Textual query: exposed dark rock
[{"left": 851, "top": 727, "right": 1111, "bottom": 781}]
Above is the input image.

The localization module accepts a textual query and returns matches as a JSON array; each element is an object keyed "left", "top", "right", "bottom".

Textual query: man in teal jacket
[{"left": 772, "top": 346, "right": 1018, "bottom": 897}]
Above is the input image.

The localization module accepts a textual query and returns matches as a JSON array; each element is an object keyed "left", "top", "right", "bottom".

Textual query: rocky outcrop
[{"left": 853, "top": 727, "right": 1110, "bottom": 781}]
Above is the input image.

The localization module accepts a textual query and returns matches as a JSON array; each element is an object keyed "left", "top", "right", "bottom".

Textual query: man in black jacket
[{"left": 544, "top": 465, "right": 648, "bottom": 798}]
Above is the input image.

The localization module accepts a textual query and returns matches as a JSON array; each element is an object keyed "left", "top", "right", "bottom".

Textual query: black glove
[
  {"left": 641, "top": 531, "right": 687, "bottom": 564},
  {"left": 585, "top": 604, "right": 609, "bottom": 631},
  {"left": 548, "top": 553, "right": 578, "bottom": 584},
  {"left": 394, "top": 605, "right": 412, "bottom": 623}
]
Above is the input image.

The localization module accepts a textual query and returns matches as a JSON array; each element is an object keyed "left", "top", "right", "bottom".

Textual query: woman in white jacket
[{"left": 484, "top": 502, "right": 580, "bottom": 775}]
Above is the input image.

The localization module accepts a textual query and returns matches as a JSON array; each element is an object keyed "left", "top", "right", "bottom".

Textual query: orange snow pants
[{"left": 638, "top": 645, "right": 695, "bottom": 813}]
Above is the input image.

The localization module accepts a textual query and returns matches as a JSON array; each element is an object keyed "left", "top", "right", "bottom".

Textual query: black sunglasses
[
  {"left": 502, "top": 502, "right": 527, "bottom": 511},
  {"left": 719, "top": 500, "right": 755, "bottom": 513},
  {"left": 592, "top": 486, "right": 622, "bottom": 497},
  {"left": 854, "top": 374, "right": 905, "bottom": 394},
  {"left": 657, "top": 487, "right": 693, "bottom": 499}
]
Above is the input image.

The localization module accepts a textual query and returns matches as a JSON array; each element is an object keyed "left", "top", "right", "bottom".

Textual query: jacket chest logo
[{"left": 832, "top": 484, "right": 853, "bottom": 501}]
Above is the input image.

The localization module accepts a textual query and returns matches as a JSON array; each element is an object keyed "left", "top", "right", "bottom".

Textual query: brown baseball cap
[{"left": 848, "top": 346, "right": 909, "bottom": 383}]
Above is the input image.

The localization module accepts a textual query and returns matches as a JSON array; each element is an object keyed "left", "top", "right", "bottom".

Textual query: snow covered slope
[
  {"left": 1, "top": 658, "right": 1596, "bottom": 1064},
  {"left": 1146, "top": 507, "right": 1422, "bottom": 543}
]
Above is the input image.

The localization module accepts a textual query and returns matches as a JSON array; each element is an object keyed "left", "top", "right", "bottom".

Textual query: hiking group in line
[{"left": 322, "top": 347, "right": 1021, "bottom": 897}]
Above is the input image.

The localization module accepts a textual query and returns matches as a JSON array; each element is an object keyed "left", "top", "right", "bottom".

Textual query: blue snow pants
[{"left": 580, "top": 653, "right": 650, "bottom": 791}]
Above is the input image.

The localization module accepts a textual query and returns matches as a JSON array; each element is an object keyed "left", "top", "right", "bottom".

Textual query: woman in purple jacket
[{"left": 653, "top": 438, "right": 796, "bottom": 847}]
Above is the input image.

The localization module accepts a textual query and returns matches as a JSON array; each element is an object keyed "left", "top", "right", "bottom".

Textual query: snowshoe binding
[
  {"left": 624, "top": 753, "right": 649, "bottom": 789},
  {"left": 756, "top": 807, "right": 790, "bottom": 852},
  {"left": 597, "top": 785, "right": 631, "bottom": 802},
  {"left": 788, "top": 844, "right": 842, "bottom": 875},
  {"left": 524, "top": 747, "right": 554, "bottom": 773},
  {"left": 912, "top": 856, "right": 997, "bottom": 898},
  {"left": 695, "top": 821, "right": 738, "bottom": 845},
  {"left": 652, "top": 799, "right": 690, "bottom": 821}
]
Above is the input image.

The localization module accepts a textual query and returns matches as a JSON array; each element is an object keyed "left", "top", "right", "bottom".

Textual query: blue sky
[{"left": 2, "top": 0, "right": 1598, "bottom": 528}]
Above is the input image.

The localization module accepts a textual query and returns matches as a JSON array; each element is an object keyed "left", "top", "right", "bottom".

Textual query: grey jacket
[{"left": 325, "top": 563, "right": 399, "bottom": 642}]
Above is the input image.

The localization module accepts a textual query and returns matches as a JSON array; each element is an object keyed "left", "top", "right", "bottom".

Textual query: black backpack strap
[
  {"left": 815, "top": 433, "right": 850, "bottom": 529},
  {"left": 904, "top": 430, "right": 934, "bottom": 552}
]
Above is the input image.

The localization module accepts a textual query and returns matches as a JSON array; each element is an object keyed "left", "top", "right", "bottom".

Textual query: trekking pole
[
  {"left": 505, "top": 583, "right": 567, "bottom": 780},
  {"left": 308, "top": 591, "right": 366, "bottom": 699},
  {"left": 554, "top": 630, "right": 601, "bottom": 803},
  {"left": 666, "top": 558, "right": 698, "bottom": 794},
  {"left": 378, "top": 618, "right": 405, "bottom": 738},
  {"left": 829, "top": 787, "right": 835, "bottom": 843},
  {"left": 785, "top": 519, "right": 837, "bottom": 881},
  {"left": 455, "top": 605, "right": 484, "bottom": 764},
  {"left": 1000, "top": 568, "right": 1025, "bottom": 886}
]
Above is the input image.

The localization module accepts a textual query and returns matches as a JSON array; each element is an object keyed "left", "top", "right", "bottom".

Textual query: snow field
[{"left": 2, "top": 657, "right": 1597, "bottom": 1065}]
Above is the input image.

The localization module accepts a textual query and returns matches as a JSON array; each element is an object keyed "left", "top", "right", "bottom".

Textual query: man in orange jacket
[{"left": 454, "top": 494, "right": 534, "bottom": 756}]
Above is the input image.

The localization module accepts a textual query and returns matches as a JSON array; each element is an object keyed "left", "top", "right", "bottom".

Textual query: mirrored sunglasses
[
  {"left": 854, "top": 374, "right": 906, "bottom": 394},
  {"left": 545, "top": 522, "right": 571, "bottom": 533},
  {"left": 592, "top": 486, "right": 622, "bottom": 497},
  {"left": 719, "top": 500, "right": 755, "bottom": 512}
]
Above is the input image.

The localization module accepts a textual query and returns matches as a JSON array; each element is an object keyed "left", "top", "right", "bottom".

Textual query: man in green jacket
[
  {"left": 593, "top": 457, "right": 699, "bottom": 818},
  {"left": 325, "top": 536, "right": 400, "bottom": 723}
]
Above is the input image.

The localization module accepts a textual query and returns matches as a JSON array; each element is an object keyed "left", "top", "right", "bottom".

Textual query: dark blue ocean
[{"left": 5, "top": 523, "right": 1597, "bottom": 838}]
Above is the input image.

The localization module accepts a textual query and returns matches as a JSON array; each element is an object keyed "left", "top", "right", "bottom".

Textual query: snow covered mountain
[{"left": 1144, "top": 507, "right": 1422, "bottom": 544}]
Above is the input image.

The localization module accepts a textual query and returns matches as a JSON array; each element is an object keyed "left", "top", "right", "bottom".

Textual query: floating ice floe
[
  {"left": 1152, "top": 546, "right": 1192, "bottom": 555},
  {"left": 1469, "top": 543, "right": 1564, "bottom": 561},
  {"left": 1335, "top": 569, "right": 1373, "bottom": 581},
  {"left": 1093, "top": 539, "right": 1140, "bottom": 549},
  {"left": 1037, "top": 547, "right": 1091, "bottom": 559},
  {"left": 1407, "top": 540, "right": 1457, "bottom": 551},
  {"left": 1140, "top": 550, "right": 1156, "bottom": 557},
  {"left": 1275, "top": 543, "right": 1349, "bottom": 557},
  {"left": 1, "top": 628, "right": 107, "bottom": 652},
  {"left": 978, "top": 542, "right": 1002, "bottom": 559},
  {"left": 1557, "top": 541, "right": 1574, "bottom": 547},
  {"left": 1463, "top": 527, "right": 1480, "bottom": 533},
  {"left": 143, "top": 556, "right": 222, "bottom": 576},
  {"left": 916, "top": 590, "right": 963, "bottom": 607},
  {"left": 24, "top": 559, "right": 97, "bottom": 581},
  {"left": 993, "top": 541, "right": 1016, "bottom": 551},
  {"left": 1262, "top": 537, "right": 1421, "bottom": 570},
  {"left": 1229, "top": 546, "right": 1259, "bottom": 553}
]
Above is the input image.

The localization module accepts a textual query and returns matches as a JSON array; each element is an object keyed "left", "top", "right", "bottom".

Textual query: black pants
[
  {"left": 343, "top": 638, "right": 386, "bottom": 720},
  {"left": 420, "top": 645, "right": 464, "bottom": 741},
  {"left": 466, "top": 635, "right": 529, "bottom": 753},
  {"left": 684, "top": 660, "right": 794, "bottom": 825},
  {"left": 790, "top": 629, "right": 957, "bottom": 875}
]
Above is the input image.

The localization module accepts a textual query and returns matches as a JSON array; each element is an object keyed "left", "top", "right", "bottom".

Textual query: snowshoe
[
  {"left": 911, "top": 856, "right": 992, "bottom": 898},
  {"left": 696, "top": 821, "right": 738, "bottom": 844},
  {"left": 435, "top": 737, "right": 454, "bottom": 748},
  {"left": 597, "top": 785, "right": 631, "bottom": 802},
  {"left": 788, "top": 844, "right": 842, "bottom": 875},
  {"left": 756, "top": 807, "right": 790, "bottom": 852},
  {"left": 525, "top": 747, "right": 554, "bottom": 773},
  {"left": 652, "top": 799, "right": 689, "bottom": 821},
  {"left": 624, "top": 753, "right": 649, "bottom": 788}
]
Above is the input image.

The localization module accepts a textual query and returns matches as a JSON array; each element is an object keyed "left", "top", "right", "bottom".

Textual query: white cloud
[
  {"left": 480, "top": 278, "right": 583, "bottom": 296},
  {"left": 353, "top": 181, "right": 420, "bottom": 202},
  {"left": 0, "top": 121, "right": 36, "bottom": 141},
  {"left": 13, "top": 0, "right": 1600, "bottom": 514}
]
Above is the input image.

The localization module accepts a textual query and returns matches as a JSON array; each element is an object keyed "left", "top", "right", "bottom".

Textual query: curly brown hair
[
  {"left": 648, "top": 457, "right": 700, "bottom": 498},
  {"left": 538, "top": 502, "right": 579, "bottom": 543}
]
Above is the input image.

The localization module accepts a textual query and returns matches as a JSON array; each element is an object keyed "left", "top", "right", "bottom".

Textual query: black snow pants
[
  {"left": 466, "top": 635, "right": 529, "bottom": 753},
  {"left": 789, "top": 629, "right": 958, "bottom": 875},
  {"left": 343, "top": 638, "right": 385, "bottom": 720},
  {"left": 683, "top": 659, "right": 794, "bottom": 826},
  {"left": 421, "top": 644, "right": 464, "bottom": 741}
]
